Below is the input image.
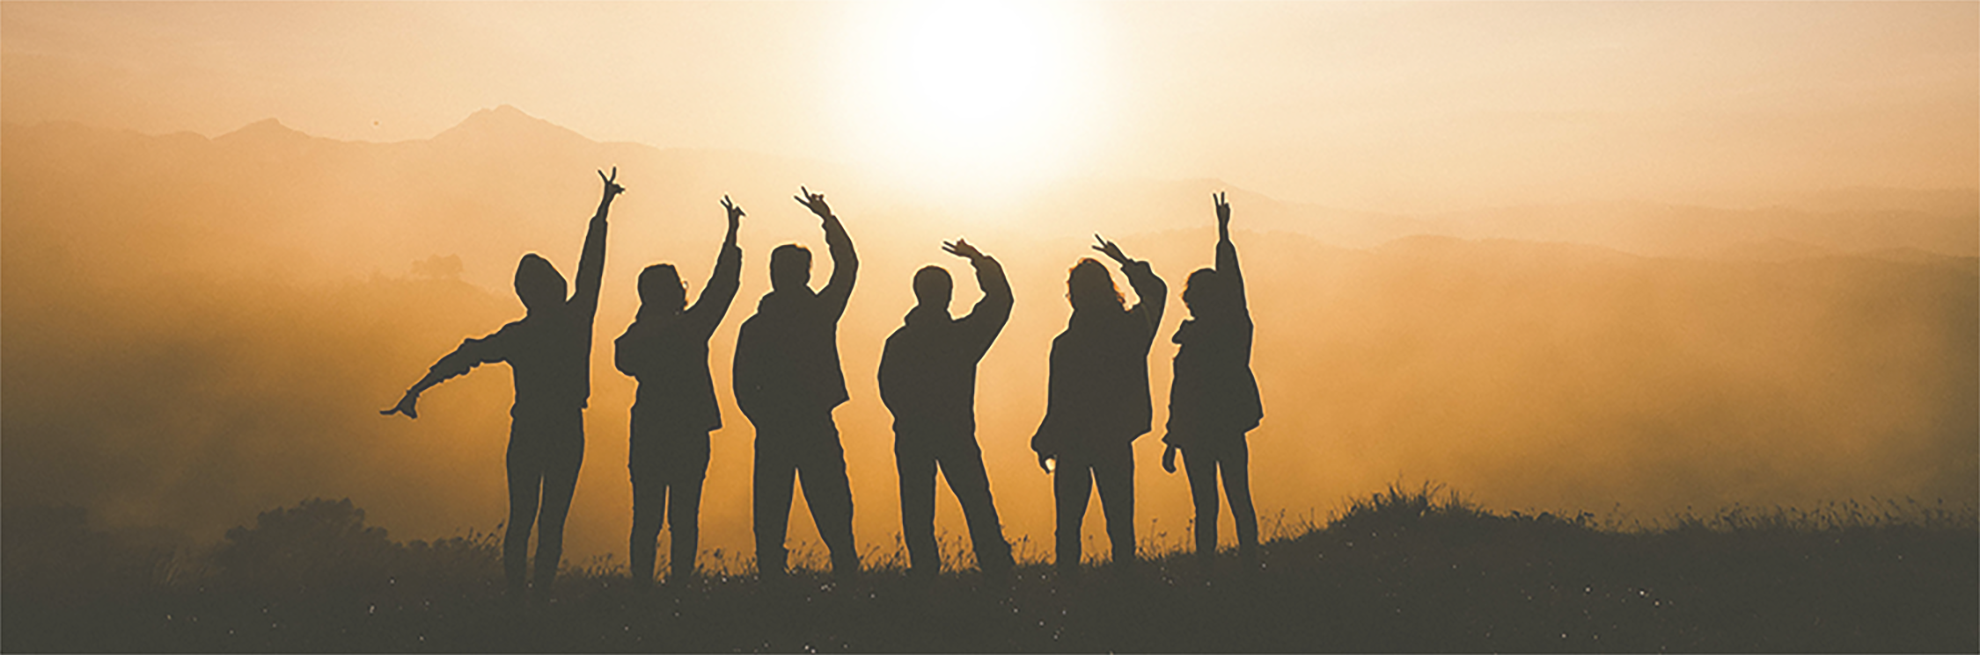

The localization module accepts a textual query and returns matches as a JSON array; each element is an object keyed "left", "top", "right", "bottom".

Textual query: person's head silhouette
[
  {"left": 913, "top": 265, "right": 952, "bottom": 313},
  {"left": 1182, "top": 267, "right": 1232, "bottom": 317},
  {"left": 638, "top": 263, "right": 687, "bottom": 313},
  {"left": 514, "top": 253, "right": 567, "bottom": 314},
  {"left": 770, "top": 244, "right": 812, "bottom": 293},
  {"left": 1067, "top": 257, "right": 1124, "bottom": 314}
]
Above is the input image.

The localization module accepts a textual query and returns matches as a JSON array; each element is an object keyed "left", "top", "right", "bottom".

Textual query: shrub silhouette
[
  {"left": 213, "top": 498, "right": 401, "bottom": 596},
  {"left": 210, "top": 498, "right": 503, "bottom": 601}
]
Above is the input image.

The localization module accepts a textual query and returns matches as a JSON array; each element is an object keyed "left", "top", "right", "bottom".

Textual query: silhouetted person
[
  {"left": 878, "top": 239, "right": 1015, "bottom": 579},
  {"left": 1161, "top": 192, "right": 1263, "bottom": 575},
  {"left": 383, "top": 168, "right": 624, "bottom": 600},
  {"left": 615, "top": 196, "right": 744, "bottom": 587},
  {"left": 733, "top": 187, "right": 859, "bottom": 579},
  {"left": 1031, "top": 236, "right": 1166, "bottom": 578}
]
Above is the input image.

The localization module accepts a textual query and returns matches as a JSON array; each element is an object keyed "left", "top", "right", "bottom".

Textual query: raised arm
[
  {"left": 1094, "top": 234, "right": 1167, "bottom": 337},
  {"left": 685, "top": 196, "right": 745, "bottom": 337},
  {"left": 796, "top": 186, "right": 857, "bottom": 319},
  {"left": 945, "top": 238, "right": 1012, "bottom": 354},
  {"left": 381, "top": 326, "right": 512, "bottom": 418},
  {"left": 570, "top": 167, "right": 625, "bottom": 319},
  {"left": 1214, "top": 191, "right": 1247, "bottom": 315}
]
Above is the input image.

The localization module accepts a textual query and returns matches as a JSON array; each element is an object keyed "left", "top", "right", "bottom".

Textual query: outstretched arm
[
  {"left": 797, "top": 186, "right": 857, "bottom": 319},
  {"left": 1213, "top": 192, "right": 1247, "bottom": 314},
  {"left": 686, "top": 196, "right": 745, "bottom": 337},
  {"left": 946, "top": 238, "right": 1012, "bottom": 353},
  {"left": 381, "top": 327, "right": 511, "bottom": 418},
  {"left": 571, "top": 168, "right": 625, "bottom": 320},
  {"left": 1094, "top": 234, "right": 1166, "bottom": 335}
]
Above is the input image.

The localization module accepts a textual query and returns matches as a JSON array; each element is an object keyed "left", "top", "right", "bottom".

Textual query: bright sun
[{"left": 843, "top": 2, "right": 1102, "bottom": 191}]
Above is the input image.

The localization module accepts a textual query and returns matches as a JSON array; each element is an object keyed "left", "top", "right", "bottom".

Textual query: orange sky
[{"left": 4, "top": 1, "right": 1974, "bottom": 213}]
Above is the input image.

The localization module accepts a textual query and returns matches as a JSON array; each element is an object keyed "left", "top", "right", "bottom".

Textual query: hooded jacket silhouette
[{"left": 383, "top": 169, "right": 621, "bottom": 600}]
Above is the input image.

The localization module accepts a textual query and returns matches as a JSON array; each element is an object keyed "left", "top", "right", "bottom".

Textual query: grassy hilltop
[{"left": 5, "top": 484, "right": 1974, "bottom": 653}]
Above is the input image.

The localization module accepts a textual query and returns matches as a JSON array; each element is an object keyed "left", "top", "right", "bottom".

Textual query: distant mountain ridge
[{"left": 7, "top": 106, "right": 1974, "bottom": 264}]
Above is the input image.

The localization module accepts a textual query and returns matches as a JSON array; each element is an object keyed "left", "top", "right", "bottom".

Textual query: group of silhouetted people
[{"left": 385, "top": 170, "right": 1262, "bottom": 599}]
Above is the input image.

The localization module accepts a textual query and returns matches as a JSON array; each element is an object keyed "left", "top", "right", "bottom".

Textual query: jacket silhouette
[
  {"left": 614, "top": 196, "right": 744, "bottom": 586},
  {"left": 1032, "top": 236, "right": 1166, "bottom": 576},
  {"left": 732, "top": 187, "right": 860, "bottom": 578},
  {"left": 1163, "top": 192, "right": 1263, "bottom": 573},
  {"left": 878, "top": 239, "right": 1015, "bottom": 578},
  {"left": 383, "top": 168, "right": 622, "bottom": 600}
]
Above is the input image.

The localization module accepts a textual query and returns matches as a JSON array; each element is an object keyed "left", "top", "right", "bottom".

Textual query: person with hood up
[{"left": 383, "top": 168, "right": 624, "bottom": 601}]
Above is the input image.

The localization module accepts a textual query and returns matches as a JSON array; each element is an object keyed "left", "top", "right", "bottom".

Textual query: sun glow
[{"left": 842, "top": 2, "right": 1105, "bottom": 193}]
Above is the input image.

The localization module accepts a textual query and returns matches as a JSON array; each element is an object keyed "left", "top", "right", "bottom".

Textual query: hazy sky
[{"left": 4, "top": 1, "right": 1974, "bottom": 213}]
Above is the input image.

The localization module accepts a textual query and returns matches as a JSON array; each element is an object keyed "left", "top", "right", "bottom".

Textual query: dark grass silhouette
[{"left": 5, "top": 484, "right": 1974, "bottom": 653}]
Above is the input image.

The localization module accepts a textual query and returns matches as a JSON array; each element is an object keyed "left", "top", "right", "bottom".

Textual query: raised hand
[
  {"left": 1038, "top": 452, "right": 1055, "bottom": 474},
  {"left": 380, "top": 390, "right": 421, "bottom": 419},
  {"left": 793, "top": 186, "right": 833, "bottom": 221},
  {"left": 721, "top": 194, "right": 746, "bottom": 227},
  {"left": 599, "top": 167, "right": 627, "bottom": 200},
  {"left": 1214, "top": 191, "right": 1230, "bottom": 227},
  {"left": 942, "top": 238, "right": 986, "bottom": 263},
  {"left": 1092, "top": 234, "right": 1131, "bottom": 265}
]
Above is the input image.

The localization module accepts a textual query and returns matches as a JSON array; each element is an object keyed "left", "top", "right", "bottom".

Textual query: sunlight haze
[
  {"left": 5, "top": 2, "right": 1972, "bottom": 211},
  {"left": 3, "top": 1, "right": 1975, "bottom": 571}
]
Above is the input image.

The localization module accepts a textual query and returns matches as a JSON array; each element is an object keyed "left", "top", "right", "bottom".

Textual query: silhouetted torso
[
  {"left": 733, "top": 222, "right": 855, "bottom": 429},
  {"left": 734, "top": 289, "right": 848, "bottom": 423},
  {"left": 616, "top": 243, "right": 742, "bottom": 433},
  {"left": 1032, "top": 261, "right": 1167, "bottom": 459},
  {"left": 1165, "top": 240, "right": 1261, "bottom": 448},
  {"left": 444, "top": 310, "right": 594, "bottom": 418},
  {"left": 879, "top": 261, "right": 1011, "bottom": 438}
]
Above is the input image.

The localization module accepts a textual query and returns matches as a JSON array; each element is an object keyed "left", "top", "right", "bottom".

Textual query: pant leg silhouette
[
  {"left": 667, "top": 438, "right": 709, "bottom": 581},
  {"left": 898, "top": 437, "right": 1012, "bottom": 576},
  {"left": 896, "top": 443, "right": 941, "bottom": 574},
  {"left": 1092, "top": 442, "right": 1137, "bottom": 568},
  {"left": 941, "top": 440, "right": 1014, "bottom": 574},
  {"left": 754, "top": 440, "right": 797, "bottom": 576},
  {"left": 504, "top": 409, "right": 584, "bottom": 598},
  {"left": 1183, "top": 438, "right": 1258, "bottom": 571},
  {"left": 1054, "top": 441, "right": 1135, "bottom": 575},
  {"left": 631, "top": 431, "right": 710, "bottom": 584},
  {"left": 629, "top": 466, "right": 664, "bottom": 585},
  {"left": 755, "top": 414, "right": 857, "bottom": 576}
]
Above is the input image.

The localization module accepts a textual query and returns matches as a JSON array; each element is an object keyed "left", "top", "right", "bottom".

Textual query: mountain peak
[
  {"left": 216, "top": 118, "right": 310, "bottom": 144},
  {"left": 436, "top": 105, "right": 590, "bottom": 146}
]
